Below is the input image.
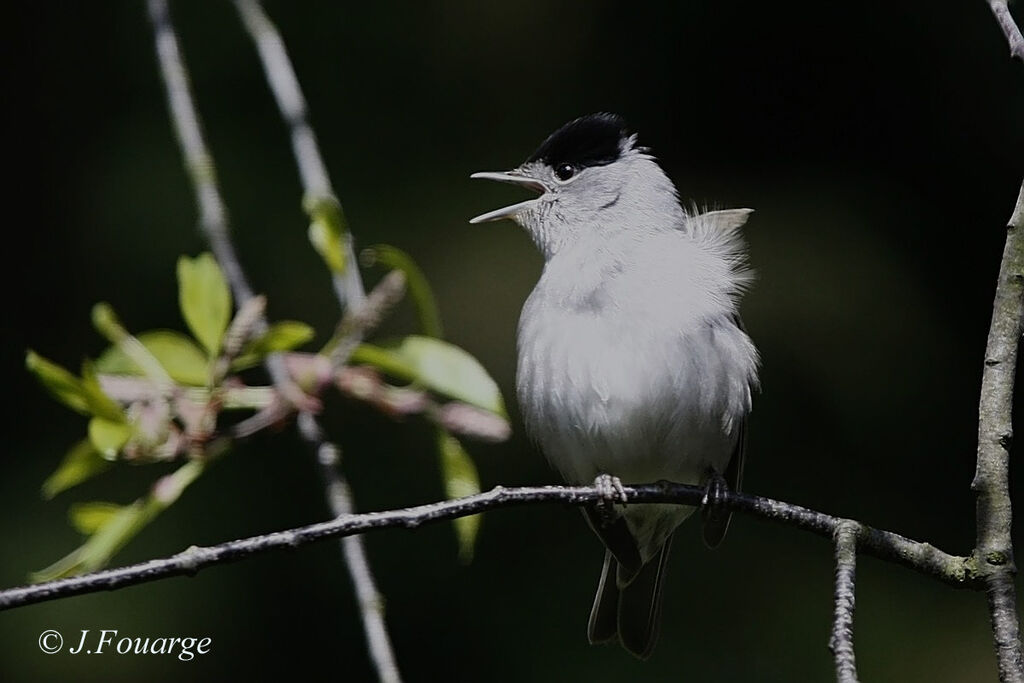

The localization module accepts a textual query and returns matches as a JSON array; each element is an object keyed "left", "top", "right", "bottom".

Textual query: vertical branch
[
  {"left": 973, "top": 181, "right": 1024, "bottom": 683},
  {"left": 297, "top": 414, "right": 402, "bottom": 683},
  {"left": 230, "top": 3, "right": 402, "bottom": 681},
  {"left": 829, "top": 521, "right": 860, "bottom": 683},
  {"left": 977, "top": 6, "right": 1023, "bottom": 679}
]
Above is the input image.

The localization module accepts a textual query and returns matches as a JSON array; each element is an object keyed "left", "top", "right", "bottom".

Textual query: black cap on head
[{"left": 527, "top": 113, "right": 631, "bottom": 169}]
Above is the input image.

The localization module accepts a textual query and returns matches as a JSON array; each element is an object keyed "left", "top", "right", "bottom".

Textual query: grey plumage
[{"left": 471, "top": 114, "right": 759, "bottom": 659}]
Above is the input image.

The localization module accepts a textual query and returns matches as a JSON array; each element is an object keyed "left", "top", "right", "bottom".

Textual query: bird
[{"left": 470, "top": 112, "right": 759, "bottom": 659}]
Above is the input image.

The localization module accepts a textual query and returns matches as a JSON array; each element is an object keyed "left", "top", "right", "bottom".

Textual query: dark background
[{"left": 3, "top": 1, "right": 1023, "bottom": 681}]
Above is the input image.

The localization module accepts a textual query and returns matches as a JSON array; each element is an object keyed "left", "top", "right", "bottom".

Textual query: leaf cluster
[{"left": 27, "top": 249, "right": 507, "bottom": 579}]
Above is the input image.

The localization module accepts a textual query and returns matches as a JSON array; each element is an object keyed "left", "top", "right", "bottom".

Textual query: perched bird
[{"left": 470, "top": 113, "right": 759, "bottom": 659}]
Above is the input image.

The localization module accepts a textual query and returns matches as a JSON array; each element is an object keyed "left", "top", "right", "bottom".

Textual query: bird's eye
[{"left": 554, "top": 163, "right": 577, "bottom": 182}]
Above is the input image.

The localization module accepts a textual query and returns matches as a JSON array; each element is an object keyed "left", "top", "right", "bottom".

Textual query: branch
[
  {"left": 986, "top": 1, "right": 1024, "bottom": 61},
  {"left": 146, "top": 0, "right": 303, "bottom": 408},
  {"left": 829, "top": 521, "right": 860, "bottom": 683},
  {"left": 976, "top": 18, "right": 1024, "bottom": 681},
  {"left": 147, "top": 9, "right": 401, "bottom": 672},
  {"left": 0, "top": 482, "right": 981, "bottom": 611},
  {"left": 975, "top": 19, "right": 1024, "bottom": 681},
  {"left": 973, "top": 180, "right": 1024, "bottom": 683},
  {"left": 297, "top": 414, "right": 401, "bottom": 683},
  {"left": 232, "top": 0, "right": 365, "bottom": 309},
  {"left": 328, "top": 270, "right": 407, "bottom": 369},
  {"left": 148, "top": 0, "right": 254, "bottom": 305},
  {"left": 229, "top": 4, "right": 400, "bottom": 680}
]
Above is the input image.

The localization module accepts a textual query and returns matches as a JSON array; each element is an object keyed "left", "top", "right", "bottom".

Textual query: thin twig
[
  {"left": 148, "top": 0, "right": 254, "bottom": 305},
  {"left": 986, "top": 1, "right": 1024, "bottom": 61},
  {"left": 307, "top": 273, "right": 407, "bottom": 683},
  {"left": 0, "top": 482, "right": 981, "bottom": 611},
  {"left": 147, "top": 0, "right": 302, "bottom": 404},
  {"left": 334, "top": 367, "right": 512, "bottom": 443},
  {"left": 972, "top": 180, "right": 1024, "bottom": 683},
  {"left": 328, "top": 270, "right": 407, "bottom": 369},
  {"left": 230, "top": 4, "right": 399, "bottom": 681},
  {"left": 829, "top": 521, "right": 860, "bottom": 683},
  {"left": 219, "top": 295, "right": 267, "bottom": 366},
  {"left": 99, "top": 361, "right": 512, "bottom": 443},
  {"left": 232, "top": 0, "right": 365, "bottom": 309},
  {"left": 92, "top": 304, "right": 175, "bottom": 394},
  {"left": 297, "top": 414, "right": 401, "bottom": 683}
]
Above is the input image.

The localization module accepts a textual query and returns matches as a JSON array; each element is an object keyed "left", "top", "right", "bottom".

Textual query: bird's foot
[
  {"left": 700, "top": 470, "right": 729, "bottom": 525},
  {"left": 592, "top": 473, "right": 627, "bottom": 527},
  {"left": 594, "top": 473, "right": 628, "bottom": 504}
]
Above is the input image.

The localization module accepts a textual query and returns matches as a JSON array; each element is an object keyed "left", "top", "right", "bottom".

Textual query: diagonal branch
[
  {"left": 986, "top": 1, "right": 1024, "bottom": 61},
  {"left": 148, "top": 0, "right": 254, "bottom": 305},
  {"left": 0, "top": 482, "right": 982, "bottom": 611},
  {"left": 232, "top": 0, "right": 365, "bottom": 309},
  {"left": 972, "top": 180, "right": 1024, "bottom": 683},
  {"left": 229, "top": 3, "right": 399, "bottom": 681},
  {"left": 328, "top": 270, "right": 407, "bottom": 370},
  {"left": 829, "top": 521, "right": 860, "bottom": 683},
  {"left": 297, "top": 414, "right": 401, "bottom": 683},
  {"left": 147, "top": 0, "right": 298, "bottom": 399}
]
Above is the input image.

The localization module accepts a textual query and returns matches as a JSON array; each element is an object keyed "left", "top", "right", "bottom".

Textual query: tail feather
[
  {"left": 587, "top": 536, "right": 673, "bottom": 660},
  {"left": 617, "top": 536, "right": 672, "bottom": 660},
  {"left": 587, "top": 551, "right": 620, "bottom": 645}
]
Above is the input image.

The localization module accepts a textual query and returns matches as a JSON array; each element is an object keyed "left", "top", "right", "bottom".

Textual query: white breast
[{"left": 515, "top": 230, "right": 755, "bottom": 487}]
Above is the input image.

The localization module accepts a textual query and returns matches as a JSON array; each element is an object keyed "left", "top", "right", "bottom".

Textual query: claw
[
  {"left": 594, "top": 473, "right": 627, "bottom": 504},
  {"left": 700, "top": 470, "right": 728, "bottom": 521},
  {"left": 592, "top": 473, "right": 627, "bottom": 527}
]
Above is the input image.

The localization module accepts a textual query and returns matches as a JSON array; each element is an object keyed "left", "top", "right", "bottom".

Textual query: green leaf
[
  {"left": 232, "top": 321, "right": 315, "bottom": 371},
  {"left": 42, "top": 440, "right": 112, "bottom": 499},
  {"left": 25, "top": 351, "right": 90, "bottom": 415},
  {"left": 80, "top": 360, "right": 126, "bottom": 422},
  {"left": 90, "top": 302, "right": 123, "bottom": 342},
  {"left": 29, "top": 546, "right": 89, "bottom": 582},
  {"left": 96, "top": 330, "right": 211, "bottom": 386},
  {"left": 177, "top": 253, "right": 232, "bottom": 356},
  {"left": 253, "top": 320, "right": 315, "bottom": 352},
  {"left": 31, "top": 500, "right": 157, "bottom": 582},
  {"left": 305, "top": 195, "right": 349, "bottom": 274},
  {"left": 308, "top": 215, "right": 346, "bottom": 274},
  {"left": 348, "top": 343, "right": 416, "bottom": 377},
  {"left": 68, "top": 501, "right": 123, "bottom": 535},
  {"left": 26, "top": 352, "right": 126, "bottom": 421},
  {"left": 363, "top": 244, "right": 443, "bottom": 338},
  {"left": 88, "top": 417, "right": 132, "bottom": 460},
  {"left": 437, "top": 430, "right": 482, "bottom": 563},
  {"left": 351, "top": 336, "right": 506, "bottom": 417},
  {"left": 31, "top": 459, "right": 209, "bottom": 582}
]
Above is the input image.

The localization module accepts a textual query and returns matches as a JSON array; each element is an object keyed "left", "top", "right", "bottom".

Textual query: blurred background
[{"left": 3, "top": 1, "right": 1023, "bottom": 681}]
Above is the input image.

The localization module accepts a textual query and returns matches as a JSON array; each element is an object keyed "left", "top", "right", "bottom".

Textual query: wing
[
  {"left": 701, "top": 417, "right": 745, "bottom": 548},
  {"left": 702, "top": 312, "right": 750, "bottom": 548}
]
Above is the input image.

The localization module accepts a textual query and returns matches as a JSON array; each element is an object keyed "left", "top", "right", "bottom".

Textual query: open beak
[{"left": 469, "top": 171, "right": 547, "bottom": 224}]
